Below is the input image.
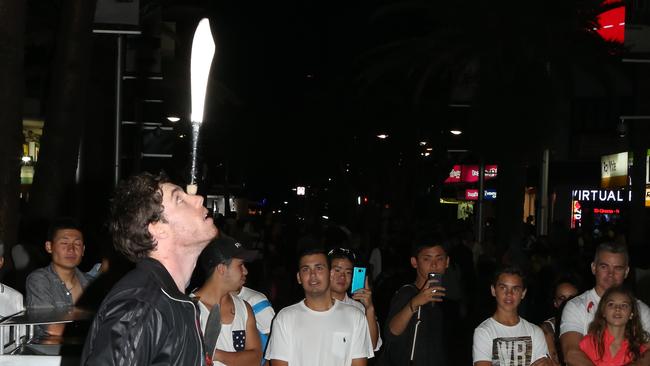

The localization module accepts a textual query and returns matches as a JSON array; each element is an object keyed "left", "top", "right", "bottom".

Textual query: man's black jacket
[{"left": 81, "top": 258, "right": 206, "bottom": 365}]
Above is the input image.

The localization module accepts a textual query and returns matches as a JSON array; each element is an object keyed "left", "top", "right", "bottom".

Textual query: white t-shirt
[
  {"left": 341, "top": 293, "right": 383, "bottom": 351},
  {"left": 237, "top": 286, "right": 274, "bottom": 334},
  {"left": 560, "top": 288, "right": 650, "bottom": 336},
  {"left": 473, "top": 317, "right": 548, "bottom": 366},
  {"left": 265, "top": 299, "right": 374, "bottom": 365},
  {"left": 195, "top": 294, "right": 249, "bottom": 366},
  {"left": 0, "top": 283, "right": 24, "bottom": 346}
]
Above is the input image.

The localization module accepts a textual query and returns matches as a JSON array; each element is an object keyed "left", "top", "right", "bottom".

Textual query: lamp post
[{"left": 187, "top": 18, "right": 216, "bottom": 194}]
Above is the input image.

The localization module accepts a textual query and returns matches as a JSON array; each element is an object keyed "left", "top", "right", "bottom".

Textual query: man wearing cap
[
  {"left": 193, "top": 236, "right": 262, "bottom": 365},
  {"left": 265, "top": 247, "right": 374, "bottom": 365}
]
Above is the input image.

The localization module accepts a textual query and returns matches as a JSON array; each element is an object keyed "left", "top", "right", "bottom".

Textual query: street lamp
[{"left": 187, "top": 18, "right": 216, "bottom": 194}]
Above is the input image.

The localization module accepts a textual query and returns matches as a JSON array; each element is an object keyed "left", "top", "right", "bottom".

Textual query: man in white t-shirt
[
  {"left": 327, "top": 247, "right": 382, "bottom": 351},
  {"left": 193, "top": 236, "right": 261, "bottom": 365},
  {"left": 560, "top": 242, "right": 650, "bottom": 366},
  {"left": 265, "top": 248, "right": 374, "bottom": 366},
  {"left": 473, "top": 266, "right": 549, "bottom": 366}
]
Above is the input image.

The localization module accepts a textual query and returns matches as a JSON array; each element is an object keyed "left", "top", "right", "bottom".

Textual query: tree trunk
[
  {"left": 27, "top": 0, "right": 97, "bottom": 221},
  {"left": 0, "top": 0, "right": 26, "bottom": 266}
]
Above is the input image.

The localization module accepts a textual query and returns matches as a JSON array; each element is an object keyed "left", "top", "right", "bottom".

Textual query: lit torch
[{"left": 187, "top": 18, "right": 216, "bottom": 194}]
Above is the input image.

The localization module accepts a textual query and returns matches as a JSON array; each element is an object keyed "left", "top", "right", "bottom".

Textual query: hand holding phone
[
  {"left": 427, "top": 272, "right": 445, "bottom": 306},
  {"left": 351, "top": 267, "right": 366, "bottom": 294},
  {"left": 427, "top": 272, "right": 444, "bottom": 288}
]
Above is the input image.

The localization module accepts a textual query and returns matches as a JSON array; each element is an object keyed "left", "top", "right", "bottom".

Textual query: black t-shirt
[{"left": 379, "top": 284, "right": 448, "bottom": 366}]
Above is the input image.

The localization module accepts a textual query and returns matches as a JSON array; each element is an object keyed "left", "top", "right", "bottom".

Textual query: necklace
[
  {"left": 67, "top": 282, "right": 76, "bottom": 291},
  {"left": 64, "top": 274, "right": 78, "bottom": 292}
]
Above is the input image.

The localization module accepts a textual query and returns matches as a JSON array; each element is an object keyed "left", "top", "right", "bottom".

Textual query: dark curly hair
[
  {"left": 109, "top": 172, "right": 170, "bottom": 262},
  {"left": 587, "top": 286, "right": 649, "bottom": 363}
]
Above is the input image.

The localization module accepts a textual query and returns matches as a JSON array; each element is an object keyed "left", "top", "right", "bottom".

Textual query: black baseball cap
[{"left": 199, "top": 235, "right": 257, "bottom": 272}]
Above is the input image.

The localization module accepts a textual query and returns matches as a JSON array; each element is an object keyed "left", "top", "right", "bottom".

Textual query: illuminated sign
[
  {"left": 593, "top": 208, "right": 621, "bottom": 214},
  {"left": 646, "top": 149, "right": 650, "bottom": 185},
  {"left": 445, "top": 165, "right": 498, "bottom": 184},
  {"left": 601, "top": 152, "right": 628, "bottom": 189},
  {"left": 571, "top": 200, "right": 582, "bottom": 229},
  {"left": 296, "top": 186, "right": 305, "bottom": 196},
  {"left": 596, "top": 1, "right": 625, "bottom": 43},
  {"left": 464, "top": 189, "right": 497, "bottom": 201},
  {"left": 571, "top": 189, "right": 631, "bottom": 203},
  {"left": 465, "top": 189, "right": 479, "bottom": 200},
  {"left": 446, "top": 165, "right": 462, "bottom": 183}
]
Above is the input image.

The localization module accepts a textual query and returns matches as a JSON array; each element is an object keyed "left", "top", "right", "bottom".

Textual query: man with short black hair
[
  {"left": 473, "top": 267, "right": 549, "bottom": 366},
  {"left": 192, "top": 236, "right": 262, "bottom": 365},
  {"left": 81, "top": 172, "right": 218, "bottom": 365},
  {"left": 26, "top": 217, "right": 91, "bottom": 336},
  {"left": 560, "top": 242, "right": 650, "bottom": 365},
  {"left": 265, "top": 248, "right": 374, "bottom": 365},
  {"left": 328, "top": 247, "right": 381, "bottom": 351},
  {"left": 379, "top": 240, "right": 449, "bottom": 366}
]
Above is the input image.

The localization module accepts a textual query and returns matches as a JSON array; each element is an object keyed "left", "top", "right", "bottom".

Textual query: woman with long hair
[{"left": 579, "top": 286, "right": 649, "bottom": 365}]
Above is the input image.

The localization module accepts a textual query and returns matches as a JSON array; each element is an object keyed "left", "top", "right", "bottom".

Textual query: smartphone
[
  {"left": 350, "top": 267, "right": 366, "bottom": 294},
  {"left": 428, "top": 272, "right": 444, "bottom": 288}
]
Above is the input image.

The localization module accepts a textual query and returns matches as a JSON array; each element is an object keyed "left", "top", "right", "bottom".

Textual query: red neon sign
[
  {"left": 571, "top": 200, "right": 582, "bottom": 229},
  {"left": 593, "top": 208, "right": 620, "bottom": 214},
  {"left": 445, "top": 164, "right": 498, "bottom": 184}
]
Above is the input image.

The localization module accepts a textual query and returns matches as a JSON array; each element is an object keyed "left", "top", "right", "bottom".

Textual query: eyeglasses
[{"left": 327, "top": 247, "right": 357, "bottom": 261}]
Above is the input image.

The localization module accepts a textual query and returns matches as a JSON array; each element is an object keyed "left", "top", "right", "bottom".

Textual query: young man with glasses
[{"left": 328, "top": 247, "right": 381, "bottom": 351}]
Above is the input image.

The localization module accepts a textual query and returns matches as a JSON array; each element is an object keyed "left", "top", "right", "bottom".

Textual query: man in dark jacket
[{"left": 81, "top": 172, "right": 218, "bottom": 365}]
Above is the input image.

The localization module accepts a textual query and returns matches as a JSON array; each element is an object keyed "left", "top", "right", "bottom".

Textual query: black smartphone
[{"left": 428, "top": 272, "right": 444, "bottom": 288}]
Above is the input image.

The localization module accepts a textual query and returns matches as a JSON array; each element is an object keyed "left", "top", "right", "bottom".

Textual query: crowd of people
[{"left": 0, "top": 172, "right": 649, "bottom": 365}]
